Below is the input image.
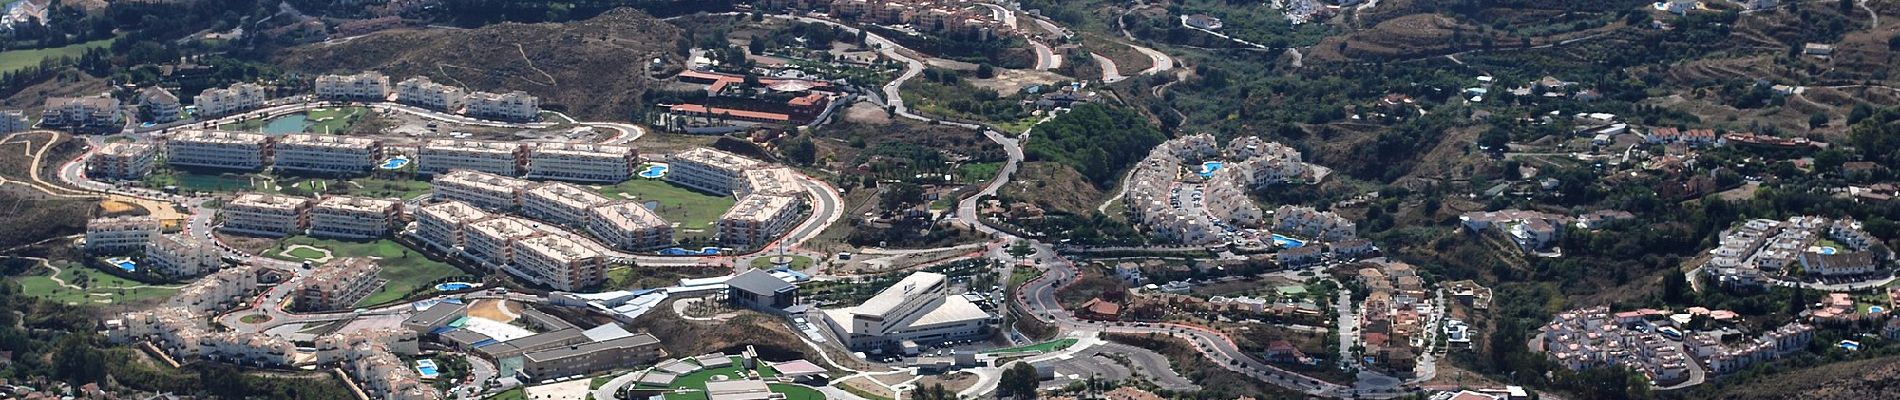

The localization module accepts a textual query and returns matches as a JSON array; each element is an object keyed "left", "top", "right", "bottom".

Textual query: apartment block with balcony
[
  {"left": 274, "top": 134, "right": 383, "bottom": 175},
  {"left": 414, "top": 200, "right": 491, "bottom": 253},
  {"left": 395, "top": 76, "right": 467, "bottom": 112},
  {"left": 165, "top": 130, "right": 273, "bottom": 171},
  {"left": 431, "top": 169, "right": 538, "bottom": 212},
  {"left": 139, "top": 87, "right": 182, "bottom": 123},
  {"left": 309, "top": 196, "right": 403, "bottom": 239},
  {"left": 507, "top": 234, "right": 606, "bottom": 291},
  {"left": 42, "top": 97, "right": 123, "bottom": 130},
  {"left": 145, "top": 234, "right": 221, "bottom": 279},
  {"left": 0, "top": 110, "right": 29, "bottom": 134},
  {"left": 193, "top": 83, "right": 268, "bottom": 117},
  {"left": 84, "top": 216, "right": 159, "bottom": 254},
  {"left": 297, "top": 257, "right": 385, "bottom": 311},
  {"left": 666, "top": 147, "right": 765, "bottom": 195},
  {"left": 525, "top": 142, "right": 638, "bottom": 183},
  {"left": 417, "top": 139, "right": 528, "bottom": 176},
  {"left": 86, "top": 142, "right": 158, "bottom": 181},
  {"left": 717, "top": 194, "right": 802, "bottom": 250},
  {"left": 463, "top": 90, "right": 539, "bottom": 121},
  {"left": 220, "top": 193, "right": 312, "bottom": 237},
  {"left": 462, "top": 216, "right": 543, "bottom": 268},
  {"left": 523, "top": 182, "right": 613, "bottom": 227},
  {"left": 587, "top": 201, "right": 674, "bottom": 251},
  {"left": 315, "top": 72, "right": 393, "bottom": 101},
  {"left": 740, "top": 167, "right": 807, "bottom": 198}
]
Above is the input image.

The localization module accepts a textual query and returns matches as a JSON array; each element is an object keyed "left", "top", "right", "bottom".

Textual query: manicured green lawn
[
  {"left": 284, "top": 247, "right": 330, "bottom": 260},
  {"left": 239, "top": 314, "right": 273, "bottom": 324},
  {"left": 957, "top": 162, "right": 1001, "bottom": 183},
  {"left": 982, "top": 338, "right": 1077, "bottom": 354},
  {"left": 0, "top": 36, "right": 116, "bottom": 74},
  {"left": 484, "top": 387, "right": 524, "bottom": 400},
  {"left": 144, "top": 168, "right": 257, "bottom": 193},
  {"left": 266, "top": 236, "right": 465, "bottom": 307},
  {"left": 344, "top": 178, "right": 431, "bottom": 200},
  {"left": 216, "top": 118, "right": 270, "bottom": 132},
  {"left": 593, "top": 179, "right": 735, "bottom": 235},
  {"left": 305, "top": 107, "right": 369, "bottom": 134},
  {"left": 749, "top": 255, "right": 813, "bottom": 270},
  {"left": 13, "top": 261, "right": 179, "bottom": 305},
  {"left": 770, "top": 383, "right": 823, "bottom": 400}
]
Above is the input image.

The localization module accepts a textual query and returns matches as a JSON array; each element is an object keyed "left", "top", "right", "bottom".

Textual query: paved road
[{"left": 1094, "top": 53, "right": 1125, "bottom": 83}]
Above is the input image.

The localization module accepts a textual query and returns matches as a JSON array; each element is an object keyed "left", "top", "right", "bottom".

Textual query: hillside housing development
[
  {"left": 1703, "top": 216, "right": 1893, "bottom": 288},
  {"left": 144, "top": 233, "right": 222, "bottom": 279},
  {"left": 315, "top": 72, "right": 394, "bottom": 101},
  {"left": 42, "top": 97, "right": 123, "bottom": 131},
  {"left": 84, "top": 216, "right": 159, "bottom": 254},
  {"left": 717, "top": 194, "right": 801, "bottom": 251},
  {"left": 1125, "top": 134, "right": 1332, "bottom": 247},
  {"left": 194, "top": 83, "right": 268, "bottom": 117}
]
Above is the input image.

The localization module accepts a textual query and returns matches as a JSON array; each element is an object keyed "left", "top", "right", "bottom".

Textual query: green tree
[
  {"left": 1809, "top": 111, "right": 1829, "bottom": 129},
  {"left": 999, "top": 362, "right": 1040, "bottom": 399}
]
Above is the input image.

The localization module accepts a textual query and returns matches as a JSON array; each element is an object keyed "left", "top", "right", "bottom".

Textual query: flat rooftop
[
  {"left": 229, "top": 193, "right": 309, "bottom": 211},
  {"left": 418, "top": 200, "right": 491, "bottom": 223},
  {"left": 527, "top": 183, "right": 612, "bottom": 211},
  {"left": 422, "top": 139, "right": 525, "bottom": 155},
  {"left": 315, "top": 195, "right": 398, "bottom": 214},
  {"left": 95, "top": 142, "right": 155, "bottom": 157},
  {"left": 466, "top": 216, "right": 542, "bottom": 239},
  {"left": 721, "top": 194, "right": 798, "bottom": 223},
  {"left": 169, "top": 130, "right": 269, "bottom": 145},
  {"left": 532, "top": 142, "right": 635, "bottom": 158},
  {"left": 590, "top": 201, "right": 670, "bottom": 231},
  {"left": 854, "top": 271, "right": 946, "bottom": 319},
  {"left": 670, "top": 147, "right": 764, "bottom": 171},
  {"left": 437, "top": 170, "right": 536, "bottom": 191},
  {"left": 515, "top": 234, "right": 601, "bottom": 263},
  {"left": 277, "top": 134, "right": 380, "bottom": 149},
  {"left": 744, "top": 168, "right": 806, "bottom": 197}
]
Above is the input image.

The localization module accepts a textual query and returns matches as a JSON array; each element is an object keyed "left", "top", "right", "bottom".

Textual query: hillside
[
  {"left": 274, "top": 8, "right": 682, "bottom": 121},
  {"left": 1700, "top": 354, "right": 1900, "bottom": 400}
]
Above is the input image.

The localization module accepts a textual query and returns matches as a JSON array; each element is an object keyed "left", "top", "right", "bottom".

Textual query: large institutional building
[
  {"left": 309, "top": 196, "right": 404, "bottom": 239},
  {"left": 413, "top": 200, "right": 491, "bottom": 253},
  {"left": 165, "top": 130, "right": 273, "bottom": 171},
  {"left": 821, "top": 271, "right": 995, "bottom": 351},
  {"left": 395, "top": 77, "right": 467, "bottom": 112},
  {"left": 87, "top": 142, "right": 158, "bottom": 181},
  {"left": 432, "top": 169, "right": 538, "bottom": 212},
  {"left": 525, "top": 142, "right": 638, "bottom": 183},
  {"left": 587, "top": 201, "right": 674, "bottom": 251},
  {"left": 418, "top": 139, "right": 528, "bottom": 176},
  {"left": 665, "top": 147, "right": 764, "bottom": 194},
  {"left": 519, "top": 333, "right": 662, "bottom": 380},
  {"left": 717, "top": 194, "right": 801, "bottom": 251},
  {"left": 508, "top": 235, "right": 606, "bottom": 291},
  {"left": 84, "top": 216, "right": 160, "bottom": 254},
  {"left": 315, "top": 72, "right": 393, "bottom": 101},
  {"left": 273, "top": 134, "right": 384, "bottom": 175},
  {"left": 463, "top": 90, "right": 540, "bottom": 121},
  {"left": 297, "top": 257, "right": 385, "bottom": 311},
  {"left": 194, "top": 83, "right": 268, "bottom": 117},
  {"left": 220, "top": 193, "right": 312, "bottom": 237}
]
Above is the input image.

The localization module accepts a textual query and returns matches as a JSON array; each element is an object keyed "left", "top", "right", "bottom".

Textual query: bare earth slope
[{"left": 274, "top": 8, "right": 681, "bottom": 121}]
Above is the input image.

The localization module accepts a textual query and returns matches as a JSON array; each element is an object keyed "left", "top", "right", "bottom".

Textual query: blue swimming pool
[
  {"left": 658, "top": 247, "right": 721, "bottom": 256},
  {"left": 639, "top": 164, "right": 669, "bottom": 179},
  {"left": 139, "top": 122, "right": 157, "bottom": 128},
  {"left": 1871, "top": 306, "right": 1887, "bottom": 314},
  {"left": 380, "top": 156, "right": 410, "bottom": 170},
  {"left": 1199, "top": 161, "right": 1224, "bottom": 177},
  {"left": 415, "top": 359, "right": 440, "bottom": 379},
  {"left": 1272, "top": 234, "right": 1305, "bottom": 249},
  {"left": 1820, "top": 246, "right": 1839, "bottom": 255},
  {"left": 109, "top": 258, "right": 136, "bottom": 272},
  {"left": 434, "top": 282, "right": 476, "bottom": 291},
  {"left": 1840, "top": 340, "right": 1862, "bottom": 351}
]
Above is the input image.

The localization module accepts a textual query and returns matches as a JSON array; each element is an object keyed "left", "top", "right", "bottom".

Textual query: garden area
[
  {"left": 593, "top": 179, "right": 736, "bottom": 234},
  {"left": 13, "top": 260, "right": 180, "bottom": 305},
  {"left": 216, "top": 106, "right": 370, "bottom": 135},
  {"left": 631, "top": 355, "right": 826, "bottom": 400},
  {"left": 265, "top": 236, "right": 468, "bottom": 307}
]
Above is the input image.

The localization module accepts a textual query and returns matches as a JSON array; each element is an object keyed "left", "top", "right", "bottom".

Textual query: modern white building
[
  {"left": 418, "top": 139, "right": 527, "bottom": 176},
  {"left": 315, "top": 72, "right": 393, "bottom": 101},
  {"left": 0, "top": 110, "right": 29, "bottom": 133},
  {"left": 309, "top": 196, "right": 403, "bottom": 239},
  {"left": 587, "top": 201, "right": 674, "bottom": 251},
  {"left": 165, "top": 130, "right": 273, "bottom": 170},
  {"left": 220, "top": 193, "right": 311, "bottom": 237},
  {"left": 525, "top": 142, "right": 638, "bottom": 183},
  {"left": 297, "top": 257, "right": 384, "bottom": 311},
  {"left": 144, "top": 234, "right": 221, "bottom": 279},
  {"left": 395, "top": 76, "right": 467, "bottom": 112},
  {"left": 87, "top": 142, "right": 159, "bottom": 181},
  {"left": 463, "top": 90, "right": 539, "bottom": 121},
  {"left": 139, "top": 87, "right": 182, "bottom": 123},
  {"left": 666, "top": 147, "right": 765, "bottom": 194},
  {"left": 717, "top": 194, "right": 801, "bottom": 250},
  {"left": 274, "top": 134, "right": 383, "bottom": 175},
  {"left": 508, "top": 234, "right": 606, "bottom": 291},
  {"left": 84, "top": 216, "right": 160, "bottom": 254},
  {"left": 523, "top": 182, "right": 613, "bottom": 227},
  {"left": 431, "top": 169, "right": 538, "bottom": 212},
  {"left": 821, "top": 271, "right": 995, "bottom": 350},
  {"left": 42, "top": 97, "right": 123, "bottom": 130},
  {"left": 413, "top": 200, "right": 491, "bottom": 253},
  {"left": 194, "top": 83, "right": 268, "bottom": 117},
  {"left": 462, "top": 216, "right": 543, "bottom": 267},
  {"left": 740, "top": 168, "right": 807, "bottom": 198}
]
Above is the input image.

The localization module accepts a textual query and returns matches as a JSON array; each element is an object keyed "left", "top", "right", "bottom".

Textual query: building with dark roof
[
  {"left": 519, "top": 333, "right": 663, "bottom": 380},
  {"left": 726, "top": 269, "right": 797, "bottom": 313}
]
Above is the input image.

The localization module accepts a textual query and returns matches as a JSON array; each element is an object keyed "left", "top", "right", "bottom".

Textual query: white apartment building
[
  {"left": 821, "top": 271, "right": 994, "bottom": 350},
  {"left": 42, "top": 97, "right": 123, "bottom": 129},
  {"left": 274, "top": 134, "right": 383, "bottom": 175},
  {"left": 145, "top": 234, "right": 221, "bottom": 279},
  {"left": 717, "top": 194, "right": 802, "bottom": 250},
  {"left": 1274, "top": 205, "right": 1358, "bottom": 242},
  {"left": 587, "top": 201, "right": 674, "bottom": 251},
  {"left": 524, "top": 182, "right": 613, "bottom": 226},
  {"left": 166, "top": 264, "right": 259, "bottom": 314},
  {"left": 462, "top": 216, "right": 543, "bottom": 267},
  {"left": 220, "top": 193, "right": 312, "bottom": 237},
  {"left": 313, "top": 328, "right": 420, "bottom": 366},
  {"left": 432, "top": 169, "right": 538, "bottom": 212},
  {"left": 315, "top": 72, "right": 393, "bottom": 101},
  {"left": 309, "top": 196, "right": 403, "bottom": 239},
  {"left": 165, "top": 130, "right": 273, "bottom": 170},
  {"left": 740, "top": 167, "right": 807, "bottom": 198},
  {"left": 666, "top": 147, "right": 765, "bottom": 194},
  {"left": 86, "top": 142, "right": 158, "bottom": 180},
  {"left": 525, "top": 142, "right": 638, "bottom": 183},
  {"left": 414, "top": 200, "right": 491, "bottom": 253},
  {"left": 298, "top": 257, "right": 385, "bottom": 311},
  {"left": 193, "top": 83, "right": 268, "bottom": 117},
  {"left": 508, "top": 234, "right": 606, "bottom": 291},
  {"left": 84, "top": 216, "right": 159, "bottom": 254},
  {"left": 418, "top": 139, "right": 527, "bottom": 176},
  {"left": 140, "top": 87, "right": 182, "bottom": 123},
  {"left": 0, "top": 110, "right": 28, "bottom": 133},
  {"left": 463, "top": 90, "right": 540, "bottom": 121},
  {"left": 344, "top": 345, "right": 440, "bottom": 400},
  {"left": 395, "top": 76, "right": 467, "bottom": 111}
]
